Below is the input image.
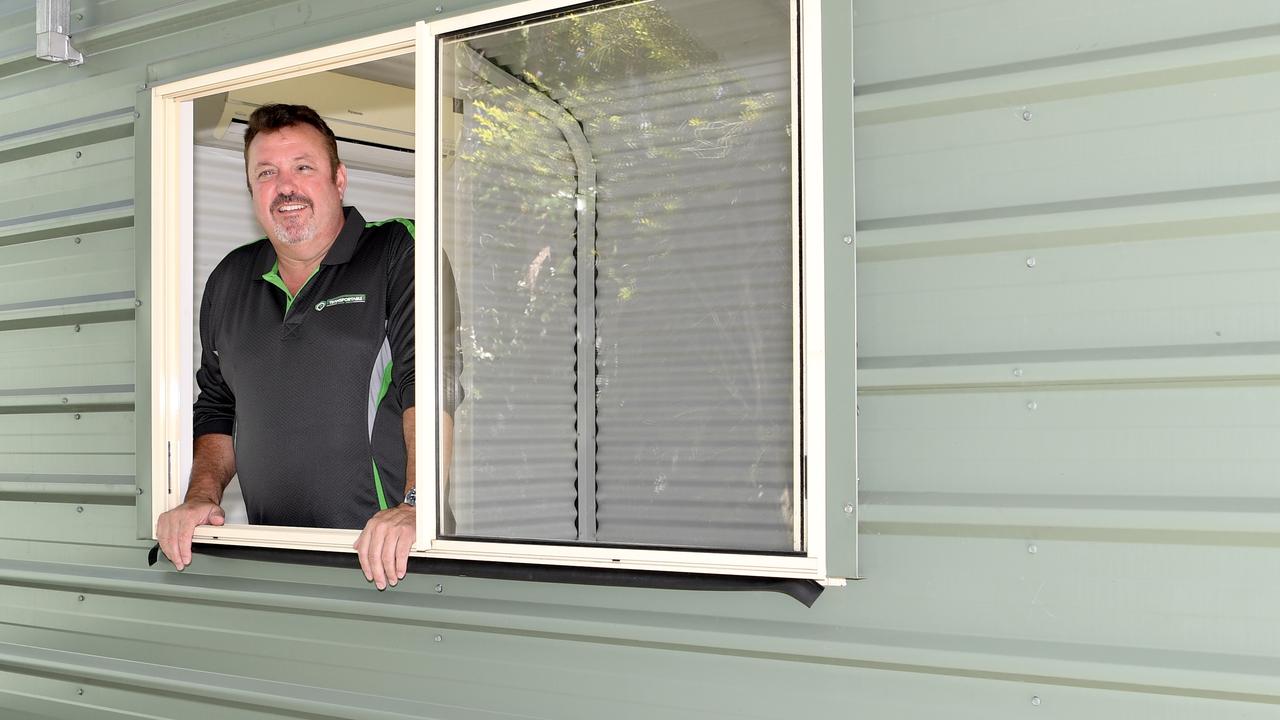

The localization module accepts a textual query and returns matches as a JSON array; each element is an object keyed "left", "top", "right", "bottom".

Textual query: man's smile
[{"left": 271, "top": 195, "right": 313, "bottom": 216}]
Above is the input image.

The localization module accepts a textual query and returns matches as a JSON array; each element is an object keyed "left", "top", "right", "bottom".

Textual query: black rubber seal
[{"left": 148, "top": 543, "right": 824, "bottom": 607}]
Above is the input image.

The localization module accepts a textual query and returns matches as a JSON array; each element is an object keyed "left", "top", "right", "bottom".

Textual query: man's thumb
[{"left": 208, "top": 506, "right": 226, "bottom": 526}]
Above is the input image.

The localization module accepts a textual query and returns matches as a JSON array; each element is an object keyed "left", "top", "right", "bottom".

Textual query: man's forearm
[
  {"left": 439, "top": 411, "right": 455, "bottom": 533},
  {"left": 440, "top": 412, "right": 453, "bottom": 485},
  {"left": 188, "top": 433, "right": 235, "bottom": 505},
  {"left": 401, "top": 408, "right": 455, "bottom": 529},
  {"left": 401, "top": 407, "right": 415, "bottom": 498}
]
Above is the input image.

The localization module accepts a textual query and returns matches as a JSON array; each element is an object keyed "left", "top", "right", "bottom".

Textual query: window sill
[{"left": 147, "top": 542, "right": 825, "bottom": 607}]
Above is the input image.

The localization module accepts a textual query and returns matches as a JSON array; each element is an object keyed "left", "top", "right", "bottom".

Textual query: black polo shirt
[{"left": 193, "top": 206, "right": 422, "bottom": 529}]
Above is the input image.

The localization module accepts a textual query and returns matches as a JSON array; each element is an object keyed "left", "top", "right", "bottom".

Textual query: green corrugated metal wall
[{"left": 3, "top": 0, "right": 1280, "bottom": 717}]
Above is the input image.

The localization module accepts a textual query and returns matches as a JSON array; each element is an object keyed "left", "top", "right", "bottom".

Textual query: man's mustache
[{"left": 271, "top": 193, "right": 312, "bottom": 211}]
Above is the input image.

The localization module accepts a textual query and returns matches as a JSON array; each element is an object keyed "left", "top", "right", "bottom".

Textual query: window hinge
[{"left": 166, "top": 441, "right": 172, "bottom": 495}]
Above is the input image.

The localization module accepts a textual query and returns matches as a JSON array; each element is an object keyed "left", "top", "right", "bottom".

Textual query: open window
[
  {"left": 145, "top": 0, "right": 852, "bottom": 584},
  {"left": 188, "top": 60, "right": 416, "bottom": 525},
  {"left": 146, "top": 27, "right": 420, "bottom": 549}
]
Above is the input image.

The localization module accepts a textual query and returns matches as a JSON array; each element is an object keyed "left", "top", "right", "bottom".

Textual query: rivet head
[
  {"left": 1027, "top": 544, "right": 1038, "bottom": 554},
  {"left": 1022, "top": 109, "right": 1033, "bottom": 122},
  {"left": 1031, "top": 696, "right": 1041, "bottom": 706},
  {"left": 76, "top": 688, "right": 84, "bottom": 696},
  {"left": 435, "top": 5, "right": 444, "bottom": 12},
  {"left": 843, "top": 502, "right": 854, "bottom": 514},
  {"left": 77, "top": 594, "right": 85, "bottom": 601},
  {"left": 74, "top": 151, "right": 82, "bottom": 159},
  {"left": 134, "top": 298, "right": 143, "bottom": 307},
  {"left": 1025, "top": 256, "right": 1036, "bottom": 268},
  {"left": 435, "top": 584, "right": 444, "bottom": 593},
  {"left": 1012, "top": 368, "right": 1023, "bottom": 378},
  {"left": 61, "top": 397, "right": 69, "bottom": 404},
  {"left": 74, "top": 236, "right": 82, "bottom": 244},
  {"left": 434, "top": 634, "right": 443, "bottom": 642},
  {"left": 76, "top": 506, "right": 84, "bottom": 513},
  {"left": 75, "top": 13, "right": 83, "bottom": 21},
  {"left": 1026, "top": 401, "right": 1037, "bottom": 411},
  {"left": 842, "top": 235, "right": 853, "bottom": 245},
  {"left": 73, "top": 413, "right": 81, "bottom": 420},
  {"left": 73, "top": 324, "right": 81, "bottom": 332},
  {"left": 136, "top": 487, "right": 144, "bottom": 495}
]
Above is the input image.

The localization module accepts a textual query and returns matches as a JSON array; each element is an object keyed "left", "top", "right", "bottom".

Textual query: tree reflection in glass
[{"left": 440, "top": 0, "right": 797, "bottom": 552}]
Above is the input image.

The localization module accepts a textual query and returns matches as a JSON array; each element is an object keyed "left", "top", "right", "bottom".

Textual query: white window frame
[
  {"left": 147, "top": 0, "right": 842, "bottom": 584},
  {"left": 147, "top": 27, "right": 419, "bottom": 554}
]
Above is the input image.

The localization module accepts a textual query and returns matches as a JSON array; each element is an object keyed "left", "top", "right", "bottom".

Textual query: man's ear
[{"left": 336, "top": 162, "right": 348, "bottom": 199}]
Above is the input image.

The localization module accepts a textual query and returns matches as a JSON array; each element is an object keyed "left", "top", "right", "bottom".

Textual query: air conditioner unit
[
  {"left": 199, "top": 70, "right": 462, "bottom": 176},
  {"left": 214, "top": 71, "right": 414, "bottom": 150}
]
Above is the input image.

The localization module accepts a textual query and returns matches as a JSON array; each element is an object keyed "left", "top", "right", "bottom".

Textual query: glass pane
[{"left": 439, "top": 0, "right": 796, "bottom": 551}]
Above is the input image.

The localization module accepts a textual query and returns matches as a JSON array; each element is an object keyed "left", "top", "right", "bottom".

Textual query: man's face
[{"left": 246, "top": 123, "right": 347, "bottom": 247}]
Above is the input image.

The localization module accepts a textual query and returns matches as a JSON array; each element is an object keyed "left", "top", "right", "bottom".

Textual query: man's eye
[
  {"left": 298, "top": 164, "right": 313, "bottom": 172},
  {"left": 257, "top": 169, "right": 274, "bottom": 179}
]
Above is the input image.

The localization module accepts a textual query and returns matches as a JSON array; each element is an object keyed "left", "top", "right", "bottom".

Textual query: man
[{"left": 157, "top": 104, "right": 450, "bottom": 590}]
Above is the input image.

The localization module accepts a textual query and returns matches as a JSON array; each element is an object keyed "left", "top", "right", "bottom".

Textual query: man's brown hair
[{"left": 243, "top": 104, "right": 341, "bottom": 187}]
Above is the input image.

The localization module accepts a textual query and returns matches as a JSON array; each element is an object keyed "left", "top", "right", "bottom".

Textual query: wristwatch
[{"left": 402, "top": 488, "right": 416, "bottom": 507}]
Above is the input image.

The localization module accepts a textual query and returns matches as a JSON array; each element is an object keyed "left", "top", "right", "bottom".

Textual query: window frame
[
  {"left": 144, "top": 26, "right": 420, "bottom": 554},
  {"left": 142, "top": 0, "right": 853, "bottom": 585}
]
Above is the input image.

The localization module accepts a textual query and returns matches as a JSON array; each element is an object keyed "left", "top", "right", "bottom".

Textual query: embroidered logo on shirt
[{"left": 314, "top": 294, "right": 366, "bottom": 311}]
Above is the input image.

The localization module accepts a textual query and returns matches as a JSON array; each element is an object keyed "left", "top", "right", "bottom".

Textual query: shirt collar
[
  {"left": 322, "top": 206, "right": 367, "bottom": 266},
  {"left": 253, "top": 206, "right": 365, "bottom": 275}
]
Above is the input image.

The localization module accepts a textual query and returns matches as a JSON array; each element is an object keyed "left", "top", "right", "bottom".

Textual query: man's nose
[{"left": 274, "top": 168, "right": 299, "bottom": 192}]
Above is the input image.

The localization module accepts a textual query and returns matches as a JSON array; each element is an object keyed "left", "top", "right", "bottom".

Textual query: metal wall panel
[
  {"left": 0, "top": 228, "right": 133, "bottom": 309},
  {"left": 847, "top": 0, "right": 1280, "bottom": 715},
  {"left": 860, "top": 385, "right": 1280, "bottom": 499},
  {"left": 860, "top": 233, "right": 1280, "bottom": 356},
  {"left": 0, "top": 0, "right": 1278, "bottom": 718},
  {"left": 0, "top": 18, "right": 139, "bottom": 533},
  {"left": 855, "top": 72, "right": 1280, "bottom": 221},
  {"left": 851, "top": 0, "right": 1280, "bottom": 89},
  {"left": 0, "top": 410, "right": 134, "bottom": 480}
]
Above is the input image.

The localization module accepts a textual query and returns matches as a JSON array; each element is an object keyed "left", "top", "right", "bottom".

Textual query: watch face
[{"left": 404, "top": 488, "right": 416, "bottom": 507}]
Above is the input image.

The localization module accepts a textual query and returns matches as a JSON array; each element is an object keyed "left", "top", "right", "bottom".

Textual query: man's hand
[
  {"left": 159, "top": 433, "right": 234, "bottom": 571},
  {"left": 156, "top": 500, "right": 226, "bottom": 571},
  {"left": 355, "top": 504, "right": 416, "bottom": 590}
]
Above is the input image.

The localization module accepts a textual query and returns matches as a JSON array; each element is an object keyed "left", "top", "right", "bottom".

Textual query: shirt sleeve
[
  {"left": 193, "top": 266, "right": 236, "bottom": 437},
  {"left": 386, "top": 225, "right": 416, "bottom": 410},
  {"left": 385, "top": 222, "right": 464, "bottom": 416}
]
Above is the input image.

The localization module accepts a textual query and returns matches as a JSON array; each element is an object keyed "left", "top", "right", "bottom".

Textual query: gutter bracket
[{"left": 35, "top": 0, "right": 84, "bottom": 67}]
